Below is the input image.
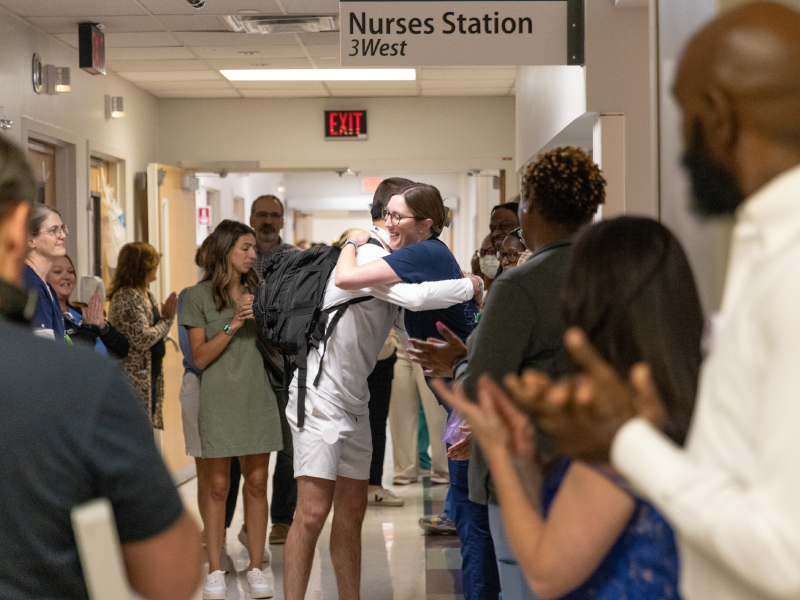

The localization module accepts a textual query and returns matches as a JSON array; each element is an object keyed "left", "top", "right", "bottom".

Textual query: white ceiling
[{"left": 1, "top": 0, "right": 517, "bottom": 99}]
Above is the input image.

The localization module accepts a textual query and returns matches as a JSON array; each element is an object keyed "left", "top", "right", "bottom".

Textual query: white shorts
[
  {"left": 286, "top": 387, "right": 371, "bottom": 481},
  {"left": 178, "top": 371, "right": 202, "bottom": 457}
]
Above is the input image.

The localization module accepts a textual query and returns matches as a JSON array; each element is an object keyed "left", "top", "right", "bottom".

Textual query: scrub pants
[
  {"left": 449, "top": 454, "right": 501, "bottom": 600},
  {"left": 489, "top": 503, "right": 541, "bottom": 600}
]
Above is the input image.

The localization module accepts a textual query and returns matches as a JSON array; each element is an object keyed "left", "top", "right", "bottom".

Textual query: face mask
[{"left": 479, "top": 255, "right": 500, "bottom": 279}]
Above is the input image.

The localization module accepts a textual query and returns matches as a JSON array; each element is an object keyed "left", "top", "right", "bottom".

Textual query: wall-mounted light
[
  {"left": 45, "top": 65, "right": 71, "bottom": 94},
  {"left": 276, "top": 186, "right": 286, "bottom": 193},
  {"left": 105, "top": 95, "right": 124, "bottom": 119}
]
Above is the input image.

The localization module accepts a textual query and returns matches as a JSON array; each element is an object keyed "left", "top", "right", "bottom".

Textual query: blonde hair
[{"left": 334, "top": 228, "right": 367, "bottom": 246}]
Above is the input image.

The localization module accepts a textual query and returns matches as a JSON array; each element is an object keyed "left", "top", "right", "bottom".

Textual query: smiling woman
[{"left": 22, "top": 204, "right": 67, "bottom": 341}]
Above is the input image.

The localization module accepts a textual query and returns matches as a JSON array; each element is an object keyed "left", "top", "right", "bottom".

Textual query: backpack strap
[
  {"left": 295, "top": 331, "right": 309, "bottom": 429},
  {"left": 312, "top": 296, "right": 373, "bottom": 387}
]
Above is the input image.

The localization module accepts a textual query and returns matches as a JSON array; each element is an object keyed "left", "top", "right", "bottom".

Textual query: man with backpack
[{"left": 256, "top": 205, "right": 482, "bottom": 600}]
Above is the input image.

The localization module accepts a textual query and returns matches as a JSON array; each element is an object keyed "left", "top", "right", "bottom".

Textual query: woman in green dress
[{"left": 181, "top": 220, "right": 282, "bottom": 600}]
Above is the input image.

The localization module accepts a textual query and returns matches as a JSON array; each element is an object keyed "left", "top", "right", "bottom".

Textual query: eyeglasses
[
  {"left": 254, "top": 211, "right": 282, "bottom": 219},
  {"left": 498, "top": 251, "right": 522, "bottom": 262},
  {"left": 381, "top": 208, "right": 418, "bottom": 225},
  {"left": 41, "top": 225, "right": 68, "bottom": 237}
]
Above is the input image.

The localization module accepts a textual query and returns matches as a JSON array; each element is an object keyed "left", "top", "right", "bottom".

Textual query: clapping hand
[
  {"left": 407, "top": 322, "right": 467, "bottom": 377},
  {"left": 161, "top": 292, "right": 178, "bottom": 320},
  {"left": 83, "top": 293, "right": 105, "bottom": 327},
  {"left": 503, "top": 327, "right": 666, "bottom": 463}
]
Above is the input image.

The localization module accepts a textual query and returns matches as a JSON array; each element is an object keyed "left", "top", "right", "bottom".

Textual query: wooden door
[{"left": 147, "top": 164, "right": 198, "bottom": 474}]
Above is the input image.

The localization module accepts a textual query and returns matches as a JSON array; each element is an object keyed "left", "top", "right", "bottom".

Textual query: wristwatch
[
  {"left": 223, "top": 324, "right": 236, "bottom": 336},
  {"left": 342, "top": 238, "right": 358, "bottom": 250}
]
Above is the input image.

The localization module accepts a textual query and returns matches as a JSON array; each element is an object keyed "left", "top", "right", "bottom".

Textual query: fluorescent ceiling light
[{"left": 221, "top": 69, "right": 416, "bottom": 82}]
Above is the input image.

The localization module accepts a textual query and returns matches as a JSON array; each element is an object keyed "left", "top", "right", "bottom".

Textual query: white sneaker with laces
[
  {"left": 247, "top": 568, "right": 274, "bottom": 599},
  {"left": 237, "top": 527, "right": 271, "bottom": 564},
  {"left": 368, "top": 487, "right": 404, "bottom": 507},
  {"left": 203, "top": 570, "right": 226, "bottom": 600}
]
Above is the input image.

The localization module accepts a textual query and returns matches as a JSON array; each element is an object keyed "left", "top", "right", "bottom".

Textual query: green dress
[{"left": 179, "top": 281, "right": 282, "bottom": 458}]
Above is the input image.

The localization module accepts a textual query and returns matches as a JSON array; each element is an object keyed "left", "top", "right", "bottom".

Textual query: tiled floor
[{"left": 179, "top": 441, "right": 464, "bottom": 600}]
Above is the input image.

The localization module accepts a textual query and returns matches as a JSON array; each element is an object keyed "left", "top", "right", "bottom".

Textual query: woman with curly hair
[{"left": 180, "top": 220, "right": 282, "bottom": 600}]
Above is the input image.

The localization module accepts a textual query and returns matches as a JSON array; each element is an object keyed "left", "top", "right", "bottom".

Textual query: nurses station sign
[{"left": 340, "top": 0, "right": 581, "bottom": 67}]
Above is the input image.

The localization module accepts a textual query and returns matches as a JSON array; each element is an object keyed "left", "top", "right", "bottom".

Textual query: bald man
[{"left": 509, "top": 3, "right": 800, "bottom": 600}]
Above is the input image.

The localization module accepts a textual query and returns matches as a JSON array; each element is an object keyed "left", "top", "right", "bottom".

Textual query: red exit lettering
[{"left": 326, "top": 111, "right": 366, "bottom": 138}]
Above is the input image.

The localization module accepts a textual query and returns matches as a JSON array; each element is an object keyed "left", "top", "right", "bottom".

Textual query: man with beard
[
  {"left": 508, "top": 3, "right": 800, "bottom": 600},
  {"left": 247, "top": 194, "right": 299, "bottom": 547}
]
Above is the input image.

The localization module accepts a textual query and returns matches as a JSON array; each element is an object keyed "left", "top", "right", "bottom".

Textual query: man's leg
[
  {"left": 331, "top": 476, "right": 369, "bottom": 600},
  {"left": 367, "top": 354, "right": 396, "bottom": 492},
  {"left": 283, "top": 476, "right": 335, "bottom": 600},
  {"left": 271, "top": 388, "right": 297, "bottom": 536},
  {"left": 489, "top": 503, "right": 540, "bottom": 600},
  {"left": 388, "top": 348, "right": 420, "bottom": 483}
]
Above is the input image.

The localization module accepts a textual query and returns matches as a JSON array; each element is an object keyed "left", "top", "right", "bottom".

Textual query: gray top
[{"left": 461, "top": 236, "right": 574, "bottom": 505}]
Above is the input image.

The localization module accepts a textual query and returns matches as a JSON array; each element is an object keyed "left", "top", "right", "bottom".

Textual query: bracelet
[
  {"left": 471, "top": 274, "right": 484, "bottom": 294},
  {"left": 342, "top": 238, "right": 358, "bottom": 250}
]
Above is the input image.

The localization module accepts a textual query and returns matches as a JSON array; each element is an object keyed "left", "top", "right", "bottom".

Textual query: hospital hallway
[{"left": 179, "top": 436, "right": 462, "bottom": 600}]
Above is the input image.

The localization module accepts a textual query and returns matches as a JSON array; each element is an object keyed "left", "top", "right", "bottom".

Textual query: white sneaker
[
  {"left": 430, "top": 474, "right": 450, "bottom": 485},
  {"left": 247, "top": 568, "right": 274, "bottom": 599},
  {"left": 368, "top": 487, "right": 404, "bottom": 507},
  {"left": 203, "top": 570, "right": 226, "bottom": 600},
  {"left": 237, "top": 527, "right": 271, "bottom": 564}
]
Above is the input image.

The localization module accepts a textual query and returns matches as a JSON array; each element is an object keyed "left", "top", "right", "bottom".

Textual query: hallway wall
[
  {"left": 156, "top": 96, "right": 517, "bottom": 177},
  {"left": 0, "top": 6, "right": 159, "bottom": 277}
]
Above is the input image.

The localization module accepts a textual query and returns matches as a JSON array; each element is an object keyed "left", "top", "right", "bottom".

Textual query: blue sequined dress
[{"left": 542, "top": 457, "right": 682, "bottom": 600}]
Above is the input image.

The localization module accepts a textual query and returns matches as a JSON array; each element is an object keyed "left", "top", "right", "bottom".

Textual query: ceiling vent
[{"left": 224, "top": 15, "right": 339, "bottom": 34}]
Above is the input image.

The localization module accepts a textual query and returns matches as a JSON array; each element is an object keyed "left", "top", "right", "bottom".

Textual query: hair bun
[{"left": 443, "top": 207, "right": 453, "bottom": 229}]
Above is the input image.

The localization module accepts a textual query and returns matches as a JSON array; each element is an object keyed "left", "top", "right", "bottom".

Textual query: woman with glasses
[
  {"left": 23, "top": 204, "right": 68, "bottom": 341},
  {"left": 498, "top": 228, "right": 527, "bottom": 273},
  {"left": 108, "top": 242, "right": 178, "bottom": 430},
  {"left": 334, "top": 184, "right": 499, "bottom": 600}
]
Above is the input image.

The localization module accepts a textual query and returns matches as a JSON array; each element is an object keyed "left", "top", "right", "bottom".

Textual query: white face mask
[{"left": 479, "top": 255, "right": 500, "bottom": 279}]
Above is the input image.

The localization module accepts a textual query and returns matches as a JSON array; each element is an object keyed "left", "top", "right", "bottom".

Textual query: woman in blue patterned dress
[{"left": 435, "top": 217, "right": 704, "bottom": 599}]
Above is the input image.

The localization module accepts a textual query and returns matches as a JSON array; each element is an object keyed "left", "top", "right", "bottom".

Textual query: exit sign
[{"left": 325, "top": 110, "right": 367, "bottom": 140}]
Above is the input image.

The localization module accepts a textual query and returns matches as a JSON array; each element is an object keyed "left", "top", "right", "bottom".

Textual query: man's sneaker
[
  {"left": 430, "top": 474, "right": 450, "bottom": 485},
  {"left": 368, "top": 487, "right": 405, "bottom": 507},
  {"left": 269, "top": 522, "right": 291, "bottom": 545},
  {"left": 237, "top": 526, "right": 271, "bottom": 564},
  {"left": 418, "top": 515, "right": 457, "bottom": 535},
  {"left": 202, "top": 570, "right": 226, "bottom": 600},
  {"left": 246, "top": 568, "right": 274, "bottom": 599}
]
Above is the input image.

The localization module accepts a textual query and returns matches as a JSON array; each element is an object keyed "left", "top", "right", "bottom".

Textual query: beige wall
[
  {"left": 0, "top": 6, "right": 159, "bottom": 278},
  {"left": 157, "top": 96, "right": 517, "bottom": 177}
]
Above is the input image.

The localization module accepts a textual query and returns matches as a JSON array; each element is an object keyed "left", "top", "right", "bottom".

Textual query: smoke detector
[{"left": 224, "top": 15, "right": 339, "bottom": 34}]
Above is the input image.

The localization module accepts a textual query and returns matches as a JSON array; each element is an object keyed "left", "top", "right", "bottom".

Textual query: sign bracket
[{"left": 567, "top": 0, "right": 585, "bottom": 66}]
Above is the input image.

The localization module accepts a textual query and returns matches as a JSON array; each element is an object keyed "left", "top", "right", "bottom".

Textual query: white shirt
[
  {"left": 611, "top": 164, "right": 800, "bottom": 600},
  {"left": 290, "top": 235, "right": 474, "bottom": 415}
]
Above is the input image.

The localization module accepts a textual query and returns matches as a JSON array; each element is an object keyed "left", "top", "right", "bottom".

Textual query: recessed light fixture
[
  {"left": 225, "top": 15, "right": 338, "bottom": 34},
  {"left": 237, "top": 9, "right": 260, "bottom": 14},
  {"left": 221, "top": 69, "right": 416, "bottom": 81},
  {"left": 276, "top": 186, "right": 286, "bottom": 193}
]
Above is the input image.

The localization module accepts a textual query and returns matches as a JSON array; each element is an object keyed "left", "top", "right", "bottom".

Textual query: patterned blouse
[{"left": 543, "top": 457, "right": 682, "bottom": 600}]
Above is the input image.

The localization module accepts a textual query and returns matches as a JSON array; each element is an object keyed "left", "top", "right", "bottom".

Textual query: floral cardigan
[{"left": 108, "top": 287, "right": 174, "bottom": 429}]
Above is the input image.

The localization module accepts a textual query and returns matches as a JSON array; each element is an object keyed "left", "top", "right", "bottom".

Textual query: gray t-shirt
[{"left": 0, "top": 318, "right": 184, "bottom": 600}]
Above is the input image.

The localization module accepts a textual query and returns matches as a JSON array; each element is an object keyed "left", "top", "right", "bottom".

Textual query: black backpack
[{"left": 253, "top": 240, "right": 381, "bottom": 427}]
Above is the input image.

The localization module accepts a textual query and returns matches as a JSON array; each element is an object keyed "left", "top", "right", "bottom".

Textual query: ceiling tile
[
  {"left": 324, "top": 80, "right": 418, "bottom": 90},
  {"left": 421, "top": 68, "right": 517, "bottom": 81},
  {"left": 313, "top": 58, "right": 342, "bottom": 69},
  {"left": 175, "top": 31, "right": 299, "bottom": 46},
  {"left": 106, "top": 47, "right": 195, "bottom": 60},
  {"left": 157, "top": 14, "right": 230, "bottom": 31},
  {"left": 137, "top": 80, "right": 233, "bottom": 91},
  {"left": 155, "top": 90, "right": 242, "bottom": 98},
  {"left": 204, "top": 58, "right": 313, "bottom": 69},
  {"left": 304, "top": 44, "right": 339, "bottom": 58},
  {"left": 193, "top": 45, "right": 306, "bottom": 59},
  {"left": 117, "top": 70, "right": 222, "bottom": 82},
  {"left": 329, "top": 89, "right": 419, "bottom": 98},
  {"left": 138, "top": 0, "right": 280, "bottom": 16},
  {"left": 279, "top": 0, "right": 338, "bottom": 14},
  {"left": 0, "top": 0, "right": 146, "bottom": 17},
  {"left": 421, "top": 89, "right": 510, "bottom": 97},
  {"left": 239, "top": 89, "right": 330, "bottom": 98},
  {"left": 106, "top": 59, "right": 211, "bottom": 71},
  {"left": 56, "top": 32, "right": 181, "bottom": 48},
  {"left": 296, "top": 32, "right": 339, "bottom": 46},
  {"left": 422, "top": 79, "right": 515, "bottom": 90},
  {"left": 27, "top": 15, "right": 164, "bottom": 33}
]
